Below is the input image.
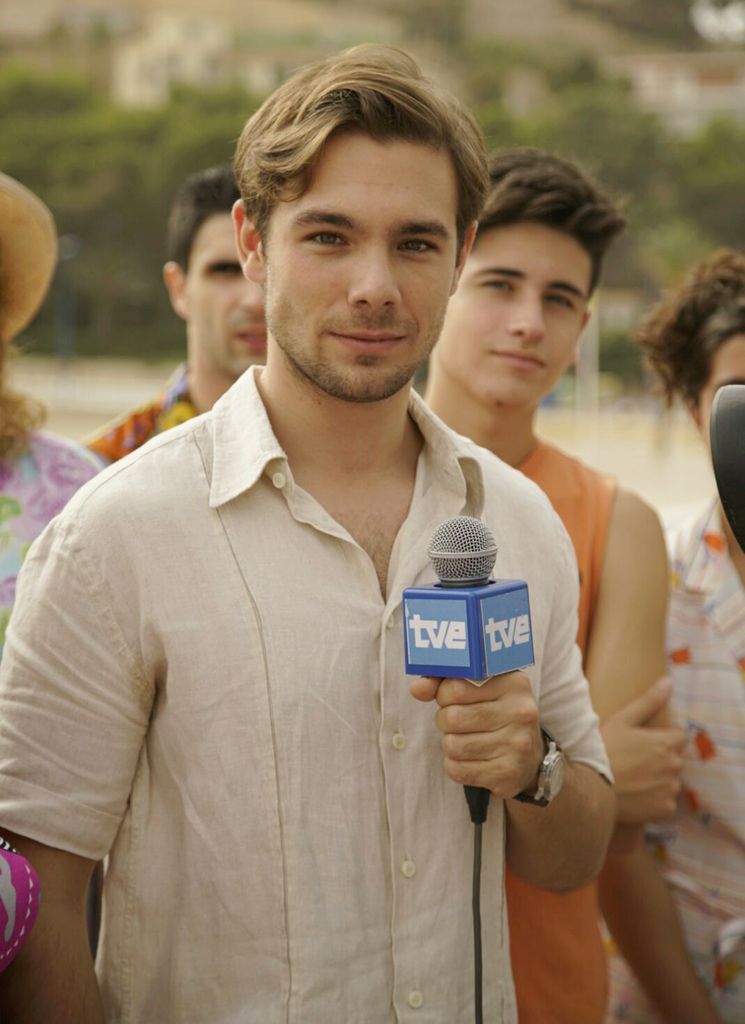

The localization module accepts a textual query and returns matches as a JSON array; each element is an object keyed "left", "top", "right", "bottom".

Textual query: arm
[
  {"left": 505, "top": 760, "right": 614, "bottom": 890},
  {"left": 584, "top": 489, "right": 685, "bottom": 828},
  {"left": 410, "top": 671, "right": 616, "bottom": 891},
  {"left": 0, "top": 831, "right": 104, "bottom": 1024},
  {"left": 600, "top": 844, "right": 721, "bottom": 1024}
]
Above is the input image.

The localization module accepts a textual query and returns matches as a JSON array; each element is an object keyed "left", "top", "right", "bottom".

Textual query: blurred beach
[{"left": 13, "top": 355, "right": 713, "bottom": 520}]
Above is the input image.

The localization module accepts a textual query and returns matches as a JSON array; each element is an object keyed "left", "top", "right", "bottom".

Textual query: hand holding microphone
[
  {"left": 410, "top": 670, "right": 545, "bottom": 801},
  {"left": 404, "top": 517, "right": 562, "bottom": 813}
]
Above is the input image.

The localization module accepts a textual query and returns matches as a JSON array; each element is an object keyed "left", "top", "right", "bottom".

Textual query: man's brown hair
[
  {"left": 479, "top": 148, "right": 626, "bottom": 294},
  {"left": 634, "top": 248, "right": 745, "bottom": 406},
  {"left": 234, "top": 44, "right": 488, "bottom": 248}
]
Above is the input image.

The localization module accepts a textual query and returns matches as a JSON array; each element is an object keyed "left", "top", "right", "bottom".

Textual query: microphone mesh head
[{"left": 428, "top": 516, "right": 497, "bottom": 585}]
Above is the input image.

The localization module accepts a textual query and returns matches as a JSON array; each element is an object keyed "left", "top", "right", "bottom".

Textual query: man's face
[
  {"left": 164, "top": 213, "right": 266, "bottom": 384},
  {"left": 236, "top": 132, "right": 470, "bottom": 404},
  {"left": 434, "top": 221, "right": 591, "bottom": 413}
]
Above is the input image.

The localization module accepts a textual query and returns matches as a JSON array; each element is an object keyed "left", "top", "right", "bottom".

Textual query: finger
[
  {"left": 633, "top": 726, "right": 688, "bottom": 752},
  {"left": 435, "top": 670, "right": 530, "bottom": 708},
  {"left": 666, "top": 727, "right": 688, "bottom": 752},
  {"left": 615, "top": 676, "right": 673, "bottom": 727},
  {"left": 442, "top": 730, "right": 503, "bottom": 761},
  {"left": 409, "top": 676, "right": 441, "bottom": 703},
  {"left": 436, "top": 696, "right": 535, "bottom": 735},
  {"left": 442, "top": 754, "right": 526, "bottom": 797}
]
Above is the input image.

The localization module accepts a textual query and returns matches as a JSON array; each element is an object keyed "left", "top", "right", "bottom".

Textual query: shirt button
[
  {"left": 271, "top": 471, "right": 286, "bottom": 489},
  {"left": 392, "top": 732, "right": 406, "bottom": 750},
  {"left": 401, "top": 859, "right": 416, "bottom": 878},
  {"left": 386, "top": 618, "right": 395, "bottom": 629},
  {"left": 408, "top": 989, "right": 424, "bottom": 1009}
]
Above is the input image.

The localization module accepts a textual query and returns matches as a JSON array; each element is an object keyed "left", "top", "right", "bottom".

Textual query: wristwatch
[{"left": 514, "top": 726, "right": 565, "bottom": 807}]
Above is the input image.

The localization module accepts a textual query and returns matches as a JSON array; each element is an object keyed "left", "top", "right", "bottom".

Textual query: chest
[{"left": 332, "top": 497, "right": 411, "bottom": 594}]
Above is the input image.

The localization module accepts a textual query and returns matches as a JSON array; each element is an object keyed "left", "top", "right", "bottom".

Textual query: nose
[
  {"left": 346, "top": 248, "right": 401, "bottom": 311},
  {"left": 508, "top": 292, "right": 545, "bottom": 343}
]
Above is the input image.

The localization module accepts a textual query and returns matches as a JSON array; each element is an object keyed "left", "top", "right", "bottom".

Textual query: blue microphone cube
[{"left": 402, "top": 579, "right": 535, "bottom": 684}]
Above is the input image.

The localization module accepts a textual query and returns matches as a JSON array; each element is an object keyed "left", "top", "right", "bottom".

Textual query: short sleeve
[{"left": 0, "top": 513, "right": 152, "bottom": 859}]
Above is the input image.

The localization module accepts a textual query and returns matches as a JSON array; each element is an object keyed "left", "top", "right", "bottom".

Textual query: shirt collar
[
  {"left": 209, "top": 367, "right": 286, "bottom": 508},
  {"left": 208, "top": 369, "right": 486, "bottom": 514},
  {"left": 676, "top": 499, "right": 728, "bottom": 596}
]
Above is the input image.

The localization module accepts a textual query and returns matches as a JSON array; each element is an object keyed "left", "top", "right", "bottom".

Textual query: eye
[
  {"left": 484, "top": 278, "right": 512, "bottom": 292},
  {"left": 546, "top": 293, "right": 576, "bottom": 311},
  {"left": 400, "top": 239, "right": 435, "bottom": 253},
  {"left": 310, "top": 232, "right": 345, "bottom": 246},
  {"left": 209, "top": 262, "right": 242, "bottom": 277}
]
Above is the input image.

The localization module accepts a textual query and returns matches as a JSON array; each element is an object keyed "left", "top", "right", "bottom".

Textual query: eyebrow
[
  {"left": 292, "top": 209, "right": 451, "bottom": 241},
  {"left": 477, "top": 266, "right": 587, "bottom": 300}
]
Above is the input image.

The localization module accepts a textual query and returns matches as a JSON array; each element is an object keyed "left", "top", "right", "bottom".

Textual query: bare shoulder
[{"left": 604, "top": 487, "right": 668, "bottom": 593}]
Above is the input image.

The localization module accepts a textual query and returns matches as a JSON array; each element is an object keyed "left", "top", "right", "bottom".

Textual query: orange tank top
[{"left": 507, "top": 440, "right": 616, "bottom": 1024}]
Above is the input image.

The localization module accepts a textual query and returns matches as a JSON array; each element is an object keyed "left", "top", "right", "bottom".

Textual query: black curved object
[{"left": 711, "top": 383, "right": 745, "bottom": 553}]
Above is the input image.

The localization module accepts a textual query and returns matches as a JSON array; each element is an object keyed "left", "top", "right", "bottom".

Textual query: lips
[
  {"left": 330, "top": 330, "right": 406, "bottom": 354},
  {"left": 332, "top": 330, "right": 403, "bottom": 342},
  {"left": 235, "top": 330, "right": 267, "bottom": 354},
  {"left": 491, "top": 350, "right": 545, "bottom": 369}
]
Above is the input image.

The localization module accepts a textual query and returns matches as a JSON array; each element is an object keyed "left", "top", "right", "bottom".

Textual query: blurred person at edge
[
  {"left": 606, "top": 250, "right": 745, "bottom": 1024},
  {"left": 0, "top": 172, "right": 101, "bottom": 657},
  {"left": 87, "top": 163, "right": 266, "bottom": 462},
  {"left": 0, "top": 46, "right": 615, "bottom": 1023},
  {"left": 426, "top": 148, "right": 704, "bottom": 1024}
]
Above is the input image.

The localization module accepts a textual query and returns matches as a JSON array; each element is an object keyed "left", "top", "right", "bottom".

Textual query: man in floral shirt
[{"left": 88, "top": 163, "right": 266, "bottom": 462}]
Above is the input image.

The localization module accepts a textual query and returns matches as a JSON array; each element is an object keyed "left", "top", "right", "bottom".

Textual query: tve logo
[
  {"left": 480, "top": 588, "right": 534, "bottom": 676},
  {"left": 404, "top": 597, "right": 471, "bottom": 669},
  {"left": 485, "top": 614, "right": 531, "bottom": 652},
  {"left": 409, "top": 613, "right": 467, "bottom": 650}
]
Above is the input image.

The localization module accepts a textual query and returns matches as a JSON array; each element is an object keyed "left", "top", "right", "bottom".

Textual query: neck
[
  {"left": 187, "top": 368, "right": 234, "bottom": 415},
  {"left": 257, "top": 355, "right": 421, "bottom": 483},
  {"left": 426, "top": 360, "right": 537, "bottom": 468},
  {"left": 186, "top": 343, "right": 237, "bottom": 415}
]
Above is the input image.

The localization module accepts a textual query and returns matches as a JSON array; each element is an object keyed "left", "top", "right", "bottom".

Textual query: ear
[
  {"left": 450, "top": 221, "right": 478, "bottom": 296},
  {"left": 162, "top": 262, "right": 189, "bottom": 321},
  {"left": 233, "top": 199, "right": 266, "bottom": 285}
]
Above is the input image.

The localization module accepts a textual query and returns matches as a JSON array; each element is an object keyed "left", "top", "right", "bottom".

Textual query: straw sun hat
[{"left": 0, "top": 173, "right": 57, "bottom": 344}]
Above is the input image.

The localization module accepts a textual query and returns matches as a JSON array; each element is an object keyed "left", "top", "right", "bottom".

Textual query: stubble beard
[{"left": 265, "top": 292, "right": 448, "bottom": 405}]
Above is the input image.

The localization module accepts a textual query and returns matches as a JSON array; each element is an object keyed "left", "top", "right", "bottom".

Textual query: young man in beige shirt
[{"left": 0, "top": 48, "right": 614, "bottom": 1023}]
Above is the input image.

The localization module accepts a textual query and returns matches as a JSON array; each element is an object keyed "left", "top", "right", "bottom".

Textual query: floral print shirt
[
  {"left": 0, "top": 433, "right": 101, "bottom": 654},
  {"left": 86, "top": 364, "right": 197, "bottom": 464}
]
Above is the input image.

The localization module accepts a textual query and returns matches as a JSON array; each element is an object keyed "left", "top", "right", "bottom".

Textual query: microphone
[
  {"left": 0, "top": 837, "right": 41, "bottom": 973},
  {"left": 403, "top": 516, "right": 535, "bottom": 684},
  {"left": 403, "top": 517, "right": 537, "bottom": 1022},
  {"left": 711, "top": 383, "right": 745, "bottom": 553}
]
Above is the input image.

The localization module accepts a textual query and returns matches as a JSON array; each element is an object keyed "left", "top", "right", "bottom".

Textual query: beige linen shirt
[{"left": 0, "top": 367, "right": 609, "bottom": 1023}]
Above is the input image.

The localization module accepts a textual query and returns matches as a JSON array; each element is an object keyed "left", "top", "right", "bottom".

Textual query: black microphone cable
[{"left": 464, "top": 785, "right": 490, "bottom": 1024}]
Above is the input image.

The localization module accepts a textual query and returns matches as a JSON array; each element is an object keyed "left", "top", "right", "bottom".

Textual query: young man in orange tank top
[{"left": 427, "top": 150, "right": 719, "bottom": 1023}]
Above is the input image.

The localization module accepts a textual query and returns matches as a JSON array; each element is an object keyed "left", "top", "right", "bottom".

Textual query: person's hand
[
  {"left": 410, "top": 672, "right": 544, "bottom": 799},
  {"left": 601, "top": 676, "right": 687, "bottom": 825}
]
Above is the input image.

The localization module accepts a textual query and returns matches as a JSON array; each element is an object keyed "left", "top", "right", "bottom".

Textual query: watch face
[{"left": 544, "top": 749, "right": 565, "bottom": 799}]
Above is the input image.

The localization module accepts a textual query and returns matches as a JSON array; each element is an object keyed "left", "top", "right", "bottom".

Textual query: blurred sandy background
[{"left": 13, "top": 356, "right": 713, "bottom": 519}]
